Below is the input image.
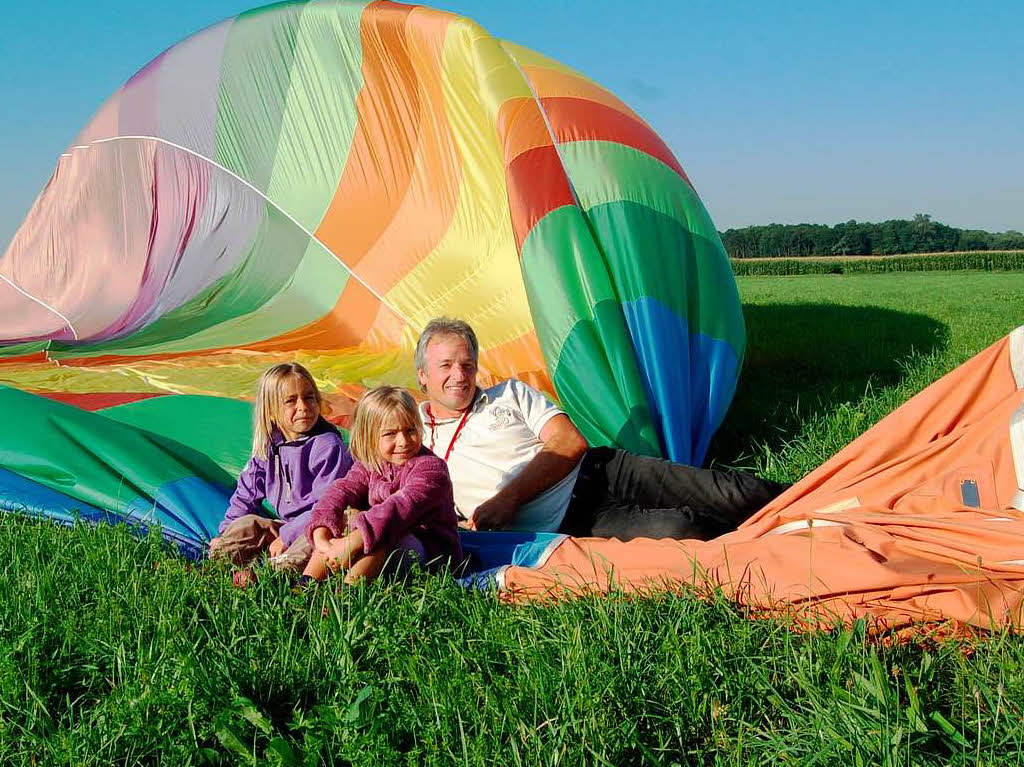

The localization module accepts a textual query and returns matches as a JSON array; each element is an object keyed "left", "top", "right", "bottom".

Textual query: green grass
[
  {"left": 3, "top": 270, "right": 1024, "bottom": 765},
  {"left": 710, "top": 271, "right": 1024, "bottom": 479},
  {"left": 5, "top": 522, "right": 1024, "bottom": 766}
]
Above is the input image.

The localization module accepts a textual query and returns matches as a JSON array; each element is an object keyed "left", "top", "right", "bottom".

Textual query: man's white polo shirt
[{"left": 419, "top": 379, "right": 582, "bottom": 532}]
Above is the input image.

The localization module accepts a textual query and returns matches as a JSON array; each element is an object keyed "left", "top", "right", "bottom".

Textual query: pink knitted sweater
[{"left": 309, "top": 447, "right": 462, "bottom": 566}]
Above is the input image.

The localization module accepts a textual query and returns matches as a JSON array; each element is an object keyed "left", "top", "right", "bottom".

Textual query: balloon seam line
[
  {"left": 0, "top": 274, "right": 80, "bottom": 342},
  {"left": 83, "top": 135, "right": 405, "bottom": 320},
  {"left": 507, "top": 59, "right": 582, "bottom": 209}
]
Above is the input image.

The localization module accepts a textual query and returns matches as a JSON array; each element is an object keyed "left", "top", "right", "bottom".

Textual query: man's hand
[
  {"left": 472, "top": 490, "right": 519, "bottom": 531},
  {"left": 470, "top": 414, "right": 587, "bottom": 527},
  {"left": 469, "top": 414, "right": 587, "bottom": 530},
  {"left": 208, "top": 536, "right": 224, "bottom": 553},
  {"left": 268, "top": 536, "right": 287, "bottom": 557}
]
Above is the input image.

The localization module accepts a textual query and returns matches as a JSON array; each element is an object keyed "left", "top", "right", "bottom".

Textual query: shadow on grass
[{"left": 707, "top": 303, "right": 948, "bottom": 466}]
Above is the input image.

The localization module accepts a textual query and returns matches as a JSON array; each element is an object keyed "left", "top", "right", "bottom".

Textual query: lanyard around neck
[{"left": 427, "top": 405, "right": 472, "bottom": 462}]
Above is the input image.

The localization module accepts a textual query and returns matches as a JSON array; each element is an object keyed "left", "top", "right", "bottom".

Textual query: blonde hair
[
  {"left": 349, "top": 386, "right": 423, "bottom": 474},
  {"left": 252, "top": 363, "right": 323, "bottom": 459}
]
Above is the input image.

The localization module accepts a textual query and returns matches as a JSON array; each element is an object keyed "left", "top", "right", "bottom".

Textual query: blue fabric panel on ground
[
  {"left": 458, "top": 530, "right": 565, "bottom": 572},
  {"left": 621, "top": 297, "right": 740, "bottom": 464},
  {"left": 0, "top": 467, "right": 228, "bottom": 560},
  {"left": 122, "top": 475, "right": 232, "bottom": 548},
  {"left": 457, "top": 566, "right": 505, "bottom": 590},
  {"left": 0, "top": 467, "right": 205, "bottom": 560},
  {"left": 0, "top": 466, "right": 119, "bottom": 525}
]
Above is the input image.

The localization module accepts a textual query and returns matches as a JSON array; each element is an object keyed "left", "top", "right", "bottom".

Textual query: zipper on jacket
[{"left": 274, "top": 451, "right": 288, "bottom": 512}]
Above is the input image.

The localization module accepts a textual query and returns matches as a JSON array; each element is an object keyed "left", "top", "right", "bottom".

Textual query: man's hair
[{"left": 414, "top": 317, "right": 479, "bottom": 375}]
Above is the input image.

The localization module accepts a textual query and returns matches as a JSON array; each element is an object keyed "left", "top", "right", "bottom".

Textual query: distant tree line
[{"left": 720, "top": 214, "right": 1024, "bottom": 258}]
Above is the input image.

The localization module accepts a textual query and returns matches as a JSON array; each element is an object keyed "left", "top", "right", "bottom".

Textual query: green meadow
[{"left": 2, "top": 270, "right": 1024, "bottom": 766}]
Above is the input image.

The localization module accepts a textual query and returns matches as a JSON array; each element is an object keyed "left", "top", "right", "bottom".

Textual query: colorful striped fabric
[{"left": 0, "top": 0, "right": 744, "bottom": 542}]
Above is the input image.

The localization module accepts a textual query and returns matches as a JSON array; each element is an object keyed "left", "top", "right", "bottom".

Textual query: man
[{"left": 416, "top": 317, "right": 787, "bottom": 539}]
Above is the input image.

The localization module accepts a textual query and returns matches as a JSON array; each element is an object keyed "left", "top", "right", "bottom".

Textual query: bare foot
[{"left": 232, "top": 570, "right": 255, "bottom": 588}]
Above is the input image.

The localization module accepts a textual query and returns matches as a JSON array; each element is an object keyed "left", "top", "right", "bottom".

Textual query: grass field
[
  {"left": 2, "top": 271, "right": 1024, "bottom": 766},
  {"left": 712, "top": 271, "right": 1024, "bottom": 479}
]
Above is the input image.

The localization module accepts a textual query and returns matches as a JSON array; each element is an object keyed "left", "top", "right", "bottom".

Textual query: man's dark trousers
[{"left": 559, "top": 446, "right": 789, "bottom": 541}]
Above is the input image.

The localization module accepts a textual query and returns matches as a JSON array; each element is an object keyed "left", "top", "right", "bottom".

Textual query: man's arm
[{"left": 472, "top": 414, "right": 588, "bottom": 530}]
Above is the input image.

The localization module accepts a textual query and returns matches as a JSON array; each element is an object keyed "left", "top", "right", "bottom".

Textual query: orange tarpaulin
[{"left": 502, "top": 326, "right": 1024, "bottom": 632}]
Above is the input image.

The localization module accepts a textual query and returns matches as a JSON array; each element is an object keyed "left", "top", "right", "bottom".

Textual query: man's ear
[{"left": 417, "top": 368, "right": 428, "bottom": 389}]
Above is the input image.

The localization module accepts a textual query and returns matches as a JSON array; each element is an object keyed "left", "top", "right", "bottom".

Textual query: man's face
[{"left": 418, "top": 334, "right": 478, "bottom": 417}]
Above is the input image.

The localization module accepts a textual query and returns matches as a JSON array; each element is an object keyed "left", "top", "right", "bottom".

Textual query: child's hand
[
  {"left": 323, "top": 530, "right": 365, "bottom": 572},
  {"left": 311, "top": 526, "right": 333, "bottom": 554},
  {"left": 268, "top": 536, "right": 287, "bottom": 557},
  {"left": 321, "top": 539, "right": 350, "bottom": 571}
]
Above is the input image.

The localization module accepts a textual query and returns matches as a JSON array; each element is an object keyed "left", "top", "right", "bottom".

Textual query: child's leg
[
  {"left": 383, "top": 534, "right": 427, "bottom": 579},
  {"left": 346, "top": 535, "right": 426, "bottom": 584},
  {"left": 344, "top": 549, "right": 388, "bottom": 585},
  {"left": 302, "top": 535, "right": 365, "bottom": 583},
  {"left": 302, "top": 550, "right": 330, "bottom": 582}
]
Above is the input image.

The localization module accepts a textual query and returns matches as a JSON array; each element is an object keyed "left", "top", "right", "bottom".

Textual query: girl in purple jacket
[
  {"left": 209, "top": 363, "right": 353, "bottom": 572},
  {"left": 304, "top": 386, "right": 462, "bottom": 584}
]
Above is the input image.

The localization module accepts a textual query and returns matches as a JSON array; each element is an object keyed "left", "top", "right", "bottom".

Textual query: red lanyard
[{"left": 427, "top": 405, "right": 472, "bottom": 462}]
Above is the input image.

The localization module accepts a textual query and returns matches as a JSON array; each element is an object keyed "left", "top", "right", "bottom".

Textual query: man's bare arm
[{"left": 472, "top": 414, "right": 588, "bottom": 530}]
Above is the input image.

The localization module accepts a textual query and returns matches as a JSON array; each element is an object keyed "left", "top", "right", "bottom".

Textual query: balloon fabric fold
[{"left": 0, "top": 1, "right": 743, "bottom": 554}]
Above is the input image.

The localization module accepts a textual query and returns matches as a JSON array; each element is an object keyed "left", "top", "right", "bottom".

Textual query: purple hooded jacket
[
  {"left": 219, "top": 418, "right": 353, "bottom": 547},
  {"left": 309, "top": 446, "right": 462, "bottom": 566}
]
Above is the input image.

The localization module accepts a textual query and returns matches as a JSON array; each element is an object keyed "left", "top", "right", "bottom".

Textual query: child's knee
[{"left": 212, "top": 515, "right": 282, "bottom": 566}]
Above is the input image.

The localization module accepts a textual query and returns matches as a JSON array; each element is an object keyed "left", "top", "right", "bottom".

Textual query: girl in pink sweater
[{"left": 304, "top": 386, "right": 462, "bottom": 584}]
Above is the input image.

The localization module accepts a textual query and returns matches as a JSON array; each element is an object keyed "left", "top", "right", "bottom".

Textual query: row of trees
[{"left": 720, "top": 214, "right": 1024, "bottom": 258}]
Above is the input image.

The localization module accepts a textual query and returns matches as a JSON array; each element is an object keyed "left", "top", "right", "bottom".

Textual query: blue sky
[{"left": 2, "top": 0, "right": 1022, "bottom": 250}]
